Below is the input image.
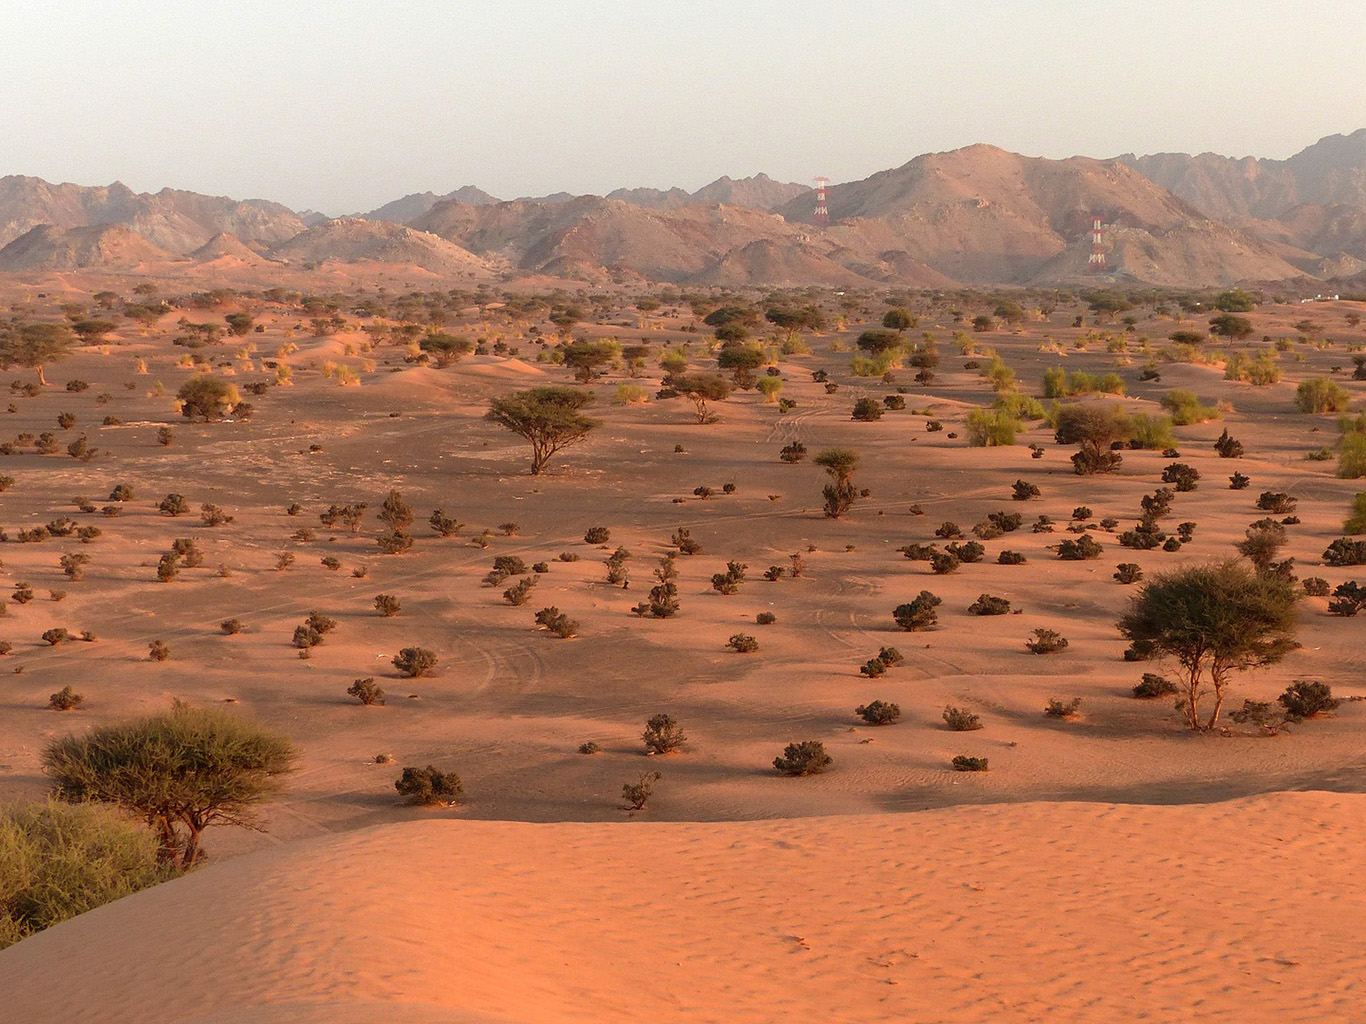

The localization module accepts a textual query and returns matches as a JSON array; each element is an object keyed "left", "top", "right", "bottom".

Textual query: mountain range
[{"left": 4, "top": 130, "right": 1366, "bottom": 288}]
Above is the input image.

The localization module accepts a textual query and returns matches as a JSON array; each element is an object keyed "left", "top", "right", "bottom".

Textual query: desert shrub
[
  {"left": 1162, "top": 463, "right": 1200, "bottom": 492},
  {"left": 220, "top": 618, "right": 244, "bottom": 635},
  {"left": 1214, "top": 429, "right": 1244, "bottom": 459},
  {"left": 1008, "top": 480, "right": 1040, "bottom": 503},
  {"left": 672, "top": 526, "right": 701, "bottom": 555},
  {"left": 13, "top": 583, "right": 35, "bottom": 604},
  {"left": 935, "top": 522, "right": 962, "bottom": 540},
  {"left": 1132, "top": 673, "right": 1178, "bottom": 698},
  {"left": 319, "top": 556, "right": 342, "bottom": 571},
  {"left": 622, "top": 771, "right": 663, "bottom": 810},
  {"left": 943, "top": 706, "right": 982, "bottom": 731},
  {"left": 504, "top": 577, "right": 538, "bottom": 606},
  {"left": 1295, "top": 378, "right": 1351, "bottom": 413},
  {"left": 42, "top": 627, "right": 70, "bottom": 646},
  {"left": 1322, "top": 538, "right": 1366, "bottom": 566},
  {"left": 158, "top": 493, "right": 190, "bottom": 516},
  {"left": 1058, "top": 535, "right": 1103, "bottom": 560},
  {"left": 374, "top": 594, "right": 401, "bottom": 617},
  {"left": 642, "top": 714, "right": 686, "bottom": 754},
  {"left": 851, "top": 398, "right": 883, "bottom": 421},
  {"left": 1278, "top": 681, "right": 1339, "bottom": 720},
  {"left": 429, "top": 509, "right": 463, "bottom": 537},
  {"left": 965, "top": 408, "right": 1019, "bottom": 447},
  {"left": 951, "top": 755, "right": 988, "bottom": 772},
  {"left": 1302, "top": 577, "right": 1330, "bottom": 597},
  {"left": 49, "top": 686, "right": 83, "bottom": 710},
  {"left": 893, "top": 591, "right": 941, "bottom": 630},
  {"left": 584, "top": 526, "right": 611, "bottom": 544},
  {"left": 1160, "top": 389, "right": 1220, "bottom": 425},
  {"left": 930, "top": 552, "right": 961, "bottom": 575},
  {"left": 773, "top": 740, "right": 832, "bottom": 776},
  {"left": 577, "top": 741, "right": 600, "bottom": 755},
  {"left": 108, "top": 484, "right": 135, "bottom": 501},
  {"left": 1229, "top": 472, "right": 1250, "bottom": 490},
  {"left": 1025, "top": 628, "right": 1069, "bottom": 654},
  {"left": 763, "top": 564, "right": 786, "bottom": 581},
  {"left": 534, "top": 606, "right": 579, "bottom": 638},
  {"left": 711, "top": 560, "right": 748, "bottom": 594},
  {"left": 395, "top": 765, "right": 462, "bottom": 806},
  {"left": 532, "top": 562, "right": 549, "bottom": 573},
  {"left": 986, "top": 511, "right": 1024, "bottom": 533},
  {"left": 347, "top": 678, "right": 386, "bottom": 706},
  {"left": 1044, "top": 697, "right": 1082, "bottom": 718},
  {"left": 1128, "top": 413, "right": 1176, "bottom": 451},
  {"left": 727, "top": 633, "right": 759, "bottom": 652},
  {"left": 946, "top": 540, "right": 985, "bottom": 563},
  {"left": 1328, "top": 581, "right": 1366, "bottom": 616},
  {"left": 392, "top": 647, "right": 438, "bottom": 677},
  {"left": 876, "top": 646, "right": 903, "bottom": 667},
  {"left": 997, "top": 550, "right": 1026, "bottom": 565},
  {"left": 898, "top": 542, "right": 937, "bottom": 561},
  {"left": 855, "top": 700, "right": 901, "bottom": 726},
  {"left": 779, "top": 441, "right": 807, "bottom": 463},
  {"left": 0, "top": 801, "right": 165, "bottom": 948},
  {"left": 755, "top": 611, "right": 777, "bottom": 625},
  {"left": 967, "top": 594, "right": 1011, "bottom": 615},
  {"left": 148, "top": 640, "right": 170, "bottom": 661},
  {"left": 1114, "top": 563, "right": 1143, "bottom": 584},
  {"left": 1255, "top": 491, "right": 1297, "bottom": 514},
  {"left": 1230, "top": 699, "right": 1292, "bottom": 735}
]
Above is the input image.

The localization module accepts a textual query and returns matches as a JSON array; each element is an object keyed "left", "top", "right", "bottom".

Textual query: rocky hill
[
  {"left": 0, "top": 223, "right": 172, "bottom": 271},
  {"left": 269, "top": 217, "right": 492, "bottom": 276}
]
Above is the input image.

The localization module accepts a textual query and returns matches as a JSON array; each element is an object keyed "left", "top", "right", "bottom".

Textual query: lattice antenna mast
[
  {"left": 813, "top": 177, "right": 830, "bottom": 226},
  {"left": 1087, "top": 215, "right": 1107, "bottom": 271}
]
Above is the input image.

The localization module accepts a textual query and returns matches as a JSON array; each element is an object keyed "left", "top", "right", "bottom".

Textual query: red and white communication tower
[
  {"left": 813, "top": 177, "right": 830, "bottom": 226},
  {"left": 1087, "top": 215, "right": 1107, "bottom": 271}
]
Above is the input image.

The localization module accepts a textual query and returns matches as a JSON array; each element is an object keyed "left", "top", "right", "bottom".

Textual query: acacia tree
[
  {"left": 815, "top": 448, "right": 860, "bottom": 518},
  {"left": 486, "top": 386, "right": 600, "bottom": 475},
  {"left": 1054, "top": 403, "right": 1130, "bottom": 474},
  {"left": 42, "top": 704, "right": 297, "bottom": 867},
  {"left": 670, "top": 373, "right": 732, "bottom": 423},
  {"left": 1117, "top": 562, "right": 1297, "bottom": 731},
  {"left": 0, "top": 322, "right": 75, "bottom": 385}
]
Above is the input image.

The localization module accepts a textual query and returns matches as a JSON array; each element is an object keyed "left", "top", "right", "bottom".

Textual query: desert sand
[
  {"left": 3, "top": 792, "right": 1363, "bottom": 1023},
  {"left": 0, "top": 275, "right": 1363, "bottom": 1020}
]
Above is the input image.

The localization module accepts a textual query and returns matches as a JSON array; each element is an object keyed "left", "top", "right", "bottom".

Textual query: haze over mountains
[{"left": 4, "top": 130, "right": 1366, "bottom": 288}]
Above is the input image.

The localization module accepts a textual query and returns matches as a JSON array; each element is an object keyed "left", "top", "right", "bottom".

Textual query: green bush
[
  {"left": 642, "top": 714, "right": 686, "bottom": 754},
  {"left": 855, "top": 700, "right": 901, "bottom": 726},
  {"left": 1160, "top": 390, "right": 1220, "bottom": 425},
  {"left": 893, "top": 591, "right": 941, "bottom": 630},
  {"left": 773, "top": 741, "right": 832, "bottom": 776},
  {"left": 1278, "top": 681, "right": 1339, "bottom": 720},
  {"left": 967, "top": 594, "right": 1011, "bottom": 615},
  {"left": 951, "top": 755, "right": 988, "bottom": 772},
  {"left": 1025, "top": 628, "right": 1068, "bottom": 654},
  {"left": 965, "top": 408, "right": 1019, "bottom": 446},
  {"left": 395, "top": 765, "right": 462, "bottom": 806},
  {"left": 392, "top": 646, "right": 438, "bottom": 677},
  {"left": 1295, "top": 378, "right": 1351, "bottom": 413},
  {"left": 943, "top": 706, "right": 982, "bottom": 731},
  {"left": 0, "top": 801, "right": 166, "bottom": 948},
  {"left": 1346, "top": 493, "right": 1366, "bottom": 533},
  {"left": 1132, "top": 673, "right": 1178, "bottom": 698}
]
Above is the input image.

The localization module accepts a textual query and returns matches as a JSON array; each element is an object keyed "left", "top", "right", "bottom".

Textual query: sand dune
[{"left": 1, "top": 792, "right": 1361, "bottom": 1023}]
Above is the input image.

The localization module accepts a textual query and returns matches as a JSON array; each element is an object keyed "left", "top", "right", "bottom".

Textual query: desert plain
[{"left": 0, "top": 261, "right": 1363, "bottom": 1023}]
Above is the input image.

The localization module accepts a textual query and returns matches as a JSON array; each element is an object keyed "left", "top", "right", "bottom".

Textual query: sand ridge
[{"left": 1, "top": 791, "right": 1361, "bottom": 1023}]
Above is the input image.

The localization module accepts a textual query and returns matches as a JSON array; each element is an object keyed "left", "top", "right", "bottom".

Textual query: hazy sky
[{"left": 4, "top": 1, "right": 1365, "bottom": 214}]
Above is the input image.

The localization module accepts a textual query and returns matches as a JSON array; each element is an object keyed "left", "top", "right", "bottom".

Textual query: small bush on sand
[
  {"left": 756, "top": 611, "right": 777, "bottom": 625},
  {"left": 773, "top": 741, "right": 832, "bottom": 776},
  {"left": 1011, "top": 479, "right": 1041, "bottom": 501},
  {"left": 952, "top": 755, "right": 988, "bottom": 772},
  {"left": 943, "top": 706, "right": 982, "bottom": 731},
  {"left": 642, "top": 714, "right": 686, "bottom": 754},
  {"left": 347, "top": 678, "right": 386, "bottom": 705},
  {"left": 148, "top": 640, "right": 170, "bottom": 661},
  {"left": 1025, "top": 628, "right": 1069, "bottom": 654},
  {"left": 584, "top": 526, "right": 611, "bottom": 544},
  {"left": 727, "top": 633, "right": 759, "bottom": 652},
  {"left": 534, "top": 606, "right": 579, "bottom": 638},
  {"left": 855, "top": 700, "right": 901, "bottom": 725},
  {"left": 395, "top": 766, "right": 462, "bottom": 806},
  {"left": 1058, "top": 535, "right": 1104, "bottom": 560},
  {"left": 220, "top": 618, "right": 244, "bottom": 635},
  {"left": 1301, "top": 577, "right": 1330, "bottom": 597},
  {"left": 49, "top": 686, "right": 83, "bottom": 711},
  {"left": 622, "top": 771, "right": 663, "bottom": 810},
  {"left": 893, "top": 591, "right": 941, "bottom": 630},
  {"left": 1278, "top": 680, "right": 1340, "bottom": 720},
  {"left": 374, "top": 594, "right": 401, "bottom": 616},
  {"left": 1044, "top": 697, "right": 1082, "bottom": 718},
  {"left": 1132, "top": 673, "right": 1179, "bottom": 698},
  {"left": 1114, "top": 563, "right": 1143, "bottom": 584},
  {"left": 968, "top": 594, "right": 1011, "bottom": 615},
  {"left": 392, "top": 647, "right": 438, "bottom": 677}
]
